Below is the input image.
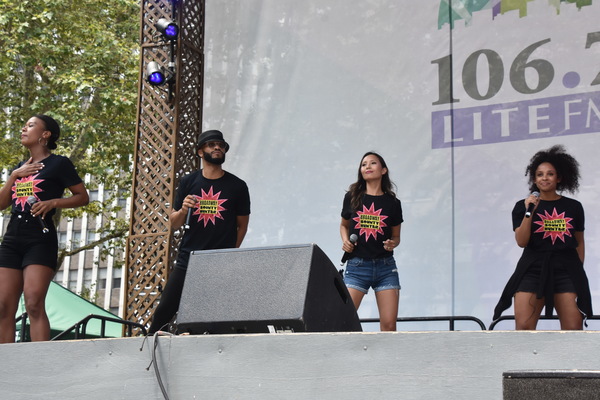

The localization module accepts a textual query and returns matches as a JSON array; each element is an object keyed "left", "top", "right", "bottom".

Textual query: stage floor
[{"left": 2, "top": 330, "right": 600, "bottom": 399}]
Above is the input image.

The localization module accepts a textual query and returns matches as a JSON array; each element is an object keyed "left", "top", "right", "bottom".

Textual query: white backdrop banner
[{"left": 202, "top": 0, "right": 600, "bottom": 330}]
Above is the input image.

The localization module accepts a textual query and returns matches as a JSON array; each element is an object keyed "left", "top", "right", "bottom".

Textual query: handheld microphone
[
  {"left": 26, "top": 196, "right": 49, "bottom": 233},
  {"left": 341, "top": 234, "right": 358, "bottom": 264},
  {"left": 184, "top": 207, "right": 193, "bottom": 230},
  {"left": 525, "top": 191, "right": 540, "bottom": 218}
]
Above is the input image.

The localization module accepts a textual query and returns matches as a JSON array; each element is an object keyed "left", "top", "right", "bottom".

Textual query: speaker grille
[{"left": 177, "top": 244, "right": 362, "bottom": 334}]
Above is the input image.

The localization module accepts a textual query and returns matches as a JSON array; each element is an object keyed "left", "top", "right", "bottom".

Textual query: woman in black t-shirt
[
  {"left": 0, "top": 115, "right": 89, "bottom": 343},
  {"left": 493, "top": 145, "right": 591, "bottom": 330},
  {"left": 340, "top": 152, "right": 403, "bottom": 331}
]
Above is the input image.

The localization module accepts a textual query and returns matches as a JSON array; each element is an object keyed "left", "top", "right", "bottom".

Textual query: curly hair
[
  {"left": 525, "top": 144, "right": 580, "bottom": 194},
  {"left": 347, "top": 152, "right": 397, "bottom": 211}
]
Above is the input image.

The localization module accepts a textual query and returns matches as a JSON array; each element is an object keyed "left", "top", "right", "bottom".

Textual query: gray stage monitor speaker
[
  {"left": 503, "top": 370, "right": 600, "bottom": 400},
  {"left": 177, "top": 244, "right": 362, "bottom": 334}
]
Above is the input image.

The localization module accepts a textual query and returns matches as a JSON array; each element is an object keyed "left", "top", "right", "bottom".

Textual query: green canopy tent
[{"left": 15, "top": 281, "right": 125, "bottom": 342}]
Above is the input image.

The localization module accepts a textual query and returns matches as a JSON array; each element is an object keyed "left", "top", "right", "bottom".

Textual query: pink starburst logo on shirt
[
  {"left": 192, "top": 186, "right": 228, "bottom": 227},
  {"left": 12, "top": 174, "right": 44, "bottom": 211},
  {"left": 353, "top": 202, "right": 388, "bottom": 241},
  {"left": 534, "top": 207, "right": 573, "bottom": 244}
]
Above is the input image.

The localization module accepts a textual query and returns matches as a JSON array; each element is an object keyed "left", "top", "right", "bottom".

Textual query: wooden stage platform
[{"left": 2, "top": 330, "right": 600, "bottom": 399}]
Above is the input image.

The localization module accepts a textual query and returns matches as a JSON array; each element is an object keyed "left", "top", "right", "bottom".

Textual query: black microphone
[
  {"left": 26, "top": 196, "right": 49, "bottom": 233},
  {"left": 525, "top": 191, "right": 540, "bottom": 218},
  {"left": 341, "top": 234, "right": 358, "bottom": 264},
  {"left": 184, "top": 207, "right": 193, "bottom": 230},
  {"left": 183, "top": 197, "right": 198, "bottom": 230}
]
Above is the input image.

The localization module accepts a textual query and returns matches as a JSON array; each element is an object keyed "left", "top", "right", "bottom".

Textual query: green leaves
[{"left": 0, "top": 0, "right": 140, "bottom": 261}]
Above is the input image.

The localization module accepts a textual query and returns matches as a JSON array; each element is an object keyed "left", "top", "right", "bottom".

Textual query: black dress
[{"left": 493, "top": 196, "right": 592, "bottom": 321}]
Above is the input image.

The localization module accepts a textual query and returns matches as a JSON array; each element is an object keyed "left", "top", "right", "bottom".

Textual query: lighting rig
[{"left": 146, "top": 18, "right": 179, "bottom": 101}]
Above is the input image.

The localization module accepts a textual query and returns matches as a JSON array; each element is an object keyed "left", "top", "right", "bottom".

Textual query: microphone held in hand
[
  {"left": 183, "top": 196, "right": 198, "bottom": 230},
  {"left": 184, "top": 207, "right": 193, "bottom": 230},
  {"left": 341, "top": 233, "right": 358, "bottom": 264},
  {"left": 525, "top": 191, "right": 540, "bottom": 218},
  {"left": 26, "top": 196, "right": 49, "bottom": 233}
]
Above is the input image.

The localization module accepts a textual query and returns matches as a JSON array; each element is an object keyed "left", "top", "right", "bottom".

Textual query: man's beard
[{"left": 202, "top": 150, "right": 226, "bottom": 165}]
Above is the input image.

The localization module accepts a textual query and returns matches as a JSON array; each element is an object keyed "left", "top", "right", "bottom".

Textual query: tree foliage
[{"left": 0, "top": 0, "right": 140, "bottom": 264}]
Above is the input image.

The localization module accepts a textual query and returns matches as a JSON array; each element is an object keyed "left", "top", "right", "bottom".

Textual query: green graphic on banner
[{"left": 438, "top": 0, "right": 593, "bottom": 28}]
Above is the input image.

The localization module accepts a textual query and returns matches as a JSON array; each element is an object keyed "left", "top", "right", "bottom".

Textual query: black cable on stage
[{"left": 141, "top": 326, "right": 172, "bottom": 400}]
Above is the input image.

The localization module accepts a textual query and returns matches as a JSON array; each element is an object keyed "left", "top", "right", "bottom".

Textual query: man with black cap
[{"left": 148, "top": 130, "right": 250, "bottom": 334}]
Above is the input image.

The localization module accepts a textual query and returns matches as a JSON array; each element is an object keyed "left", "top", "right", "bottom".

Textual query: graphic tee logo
[
  {"left": 353, "top": 202, "right": 388, "bottom": 241},
  {"left": 192, "top": 186, "right": 228, "bottom": 227},
  {"left": 534, "top": 207, "right": 574, "bottom": 244},
  {"left": 12, "top": 174, "right": 43, "bottom": 211}
]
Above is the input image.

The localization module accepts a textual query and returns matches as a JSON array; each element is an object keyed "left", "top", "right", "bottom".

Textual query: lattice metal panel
[
  {"left": 125, "top": 0, "right": 204, "bottom": 330},
  {"left": 171, "top": 0, "right": 205, "bottom": 264}
]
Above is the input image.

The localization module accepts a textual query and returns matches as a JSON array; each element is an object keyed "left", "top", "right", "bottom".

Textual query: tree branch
[{"left": 57, "top": 226, "right": 128, "bottom": 268}]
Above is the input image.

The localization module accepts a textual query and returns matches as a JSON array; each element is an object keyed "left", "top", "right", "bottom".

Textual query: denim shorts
[{"left": 344, "top": 256, "right": 401, "bottom": 294}]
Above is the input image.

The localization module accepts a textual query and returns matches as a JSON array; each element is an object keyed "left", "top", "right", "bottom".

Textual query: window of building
[
  {"left": 98, "top": 269, "right": 107, "bottom": 290},
  {"left": 89, "top": 190, "right": 100, "bottom": 201},
  {"left": 118, "top": 197, "right": 129, "bottom": 208},
  {"left": 58, "top": 232, "right": 68, "bottom": 248},
  {"left": 71, "top": 231, "right": 82, "bottom": 248},
  {"left": 68, "top": 270, "right": 78, "bottom": 292},
  {"left": 83, "top": 269, "right": 93, "bottom": 288},
  {"left": 86, "top": 230, "right": 97, "bottom": 245}
]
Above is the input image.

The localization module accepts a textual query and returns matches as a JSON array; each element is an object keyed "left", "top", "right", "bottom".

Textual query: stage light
[
  {"left": 156, "top": 18, "right": 178, "bottom": 41},
  {"left": 146, "top": 62, "right": 167, "bottom": 86},
  {"left": 146, "top": 18, "right": 178, "bottom": 100}
]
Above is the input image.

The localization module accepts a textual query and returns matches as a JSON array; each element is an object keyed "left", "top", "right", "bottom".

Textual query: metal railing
[
  {"left": 489, "top": 314, "right": 600, "bottom": 330},
  {"left": 361, "top": 315, "right": 487, "bottom": 331},
  {"left": 51, "top": 314, "right": 147, "bottom": 340},
  {"left": 15, "top": 312, "right": 28, "bottom": 342},
  {"left": 15, "top": 313, "right": 147, "bottom": 342}
]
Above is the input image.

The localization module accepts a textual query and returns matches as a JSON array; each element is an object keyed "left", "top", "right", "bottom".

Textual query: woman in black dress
[{"left": 493, "top": 145, "right": 591, "bottom": 330}]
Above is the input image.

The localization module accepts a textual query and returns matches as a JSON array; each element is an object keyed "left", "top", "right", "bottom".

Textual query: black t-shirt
[
  {"left": 175, "top": 170, "right": 250, "bottom": 252},
  {"left": 341, "top": 192, "right": 403, "bottom": 259},
  {"left": 512, "top": 196, "right": 584, "bottom": 251},
  {"left": 10, "top": 154, "right": 83, "bottom": 218}
]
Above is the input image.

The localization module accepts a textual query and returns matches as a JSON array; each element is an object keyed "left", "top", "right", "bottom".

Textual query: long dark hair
[
  {"left": 347, "top": 152, "right": 396, "bottom": 211},
  {"left": 525, "top": 144, "right": 580, "bottom": 193}
]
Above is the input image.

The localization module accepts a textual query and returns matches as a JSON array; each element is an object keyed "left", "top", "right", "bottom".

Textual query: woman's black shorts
[
  {"left": 0, "top": 213, "right": 58, "bottom": 271},
  {"left": 517, "top": 261, "right": 576, "bottom": 294}
]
